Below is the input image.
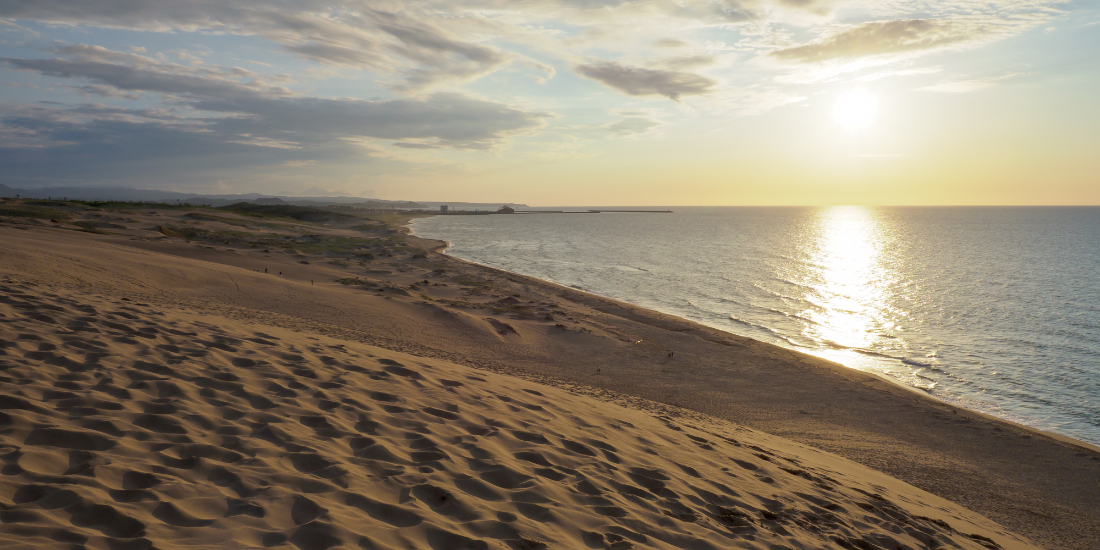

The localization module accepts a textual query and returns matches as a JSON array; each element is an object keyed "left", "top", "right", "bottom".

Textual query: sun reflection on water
[{"left": 797, "top": 206, "right": 897, "bottom": 362}]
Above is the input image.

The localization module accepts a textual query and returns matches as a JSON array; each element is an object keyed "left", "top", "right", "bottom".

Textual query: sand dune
[
  {"left": 3, "top": 205, "right": 1098, "bottom": 549},
  {"left": 0, "top": 277, "right": 1039, "bottom": 550}
]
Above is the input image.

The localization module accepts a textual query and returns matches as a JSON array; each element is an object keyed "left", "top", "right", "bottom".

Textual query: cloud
[
  {"left": 68, "top": 84, "right": 142, "bottom": 99},
  {"left": 770, "top": 20, "right": 985, "bottom": 63},
  {"left": 656, "top": 55, "right": 716, "bottom": 70},
  {"left": 0, "top": 93, "right": 544, "bottom": 188},
  {"left": 576, "top": 61, "right": 717, "bottom": 101},
  {"left": 2, "top": 57, "right": 283, "bottom": 100},
  {"left": 653, "top": 38, "right": 689, "bottom": 48},
  {"left": 284, "top": 43, "right": 384, "bottom": 67},
  {"left": 0, "top": 2, "right": 521, "bottom": 92},
  {"left": 2, "top": 47, "right": 547, "bottom": 150},
  {"left": 0, "top": 41, "right": 550, "bottom": 187},
  {"left": 200, "top": 93, "right": 548, "bottom": 150},
  {"left": 392, "top": 142, "right": 445, "bottom": 149},
  {"left": 1, "top": 0, "right": 1061, "bottom": 99},
  {"left": 921, "top": 79, "right": 998, "bottom": 93},
  {"left": 606, "top": 116, "right": 661, "bottom": 136},
  {"left": 920, "top": 72, "right": 1022, "bottom": 93}
]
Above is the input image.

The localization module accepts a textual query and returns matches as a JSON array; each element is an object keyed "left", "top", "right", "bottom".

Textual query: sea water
[{"left": 410, "top": 207, "right": 1100, "bottom": 446}]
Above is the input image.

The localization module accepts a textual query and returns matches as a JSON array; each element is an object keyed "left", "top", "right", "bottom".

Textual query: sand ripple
[{"left": 1, "top": 282, "right": 1034, "bottom": 550}]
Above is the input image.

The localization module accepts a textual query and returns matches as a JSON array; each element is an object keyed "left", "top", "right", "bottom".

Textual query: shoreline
[
  {"left": 2, "top": 202, "right": 1099, "bottom": 549},
  {"left": 407, "top": 216, "right": 1100, "bottom": 455}
]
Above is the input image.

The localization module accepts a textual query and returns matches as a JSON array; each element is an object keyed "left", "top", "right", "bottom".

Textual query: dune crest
[{"left": 0, "top": 281, "right": 1035, "bottom": 550}]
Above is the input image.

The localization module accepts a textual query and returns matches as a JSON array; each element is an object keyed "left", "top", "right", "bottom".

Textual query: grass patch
[
  {"left": 0, "top": 205, "right": 71, "bottom": 220},
  {"left": 157, "top": 224, "right": 372, "bottom": 254},
  {"left": 217, "top": 203, "right": 361, "bottom": 223},
  {"left": 183, "top": 212, "right": 294, "bottom": 229},
  {"left": 337, "top": 278, "right": 378, "bottom": 287}
]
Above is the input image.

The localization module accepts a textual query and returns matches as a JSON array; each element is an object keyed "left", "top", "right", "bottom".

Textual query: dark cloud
[
  {"left": 0, "top": 105, "right": 314, "bottom": 187},
  {"left": 0, "top": 94, "right": 543, "bottom": 187},
  {"left": 576, "top": 61, "right": 716, "bottom": 101},
  {"left": 770, "top": 19, "right": 979, "bottom": 63},
  {"left": 2, "top": 57, "right": 280, "bottom": 101},
  {"left": 198, "top": 93, "right": 547, "bottom": 149},
  {"left": 2, "top": 51, "right": 546, "bottom": 149},
  {"left": 0, "top": 44, "right": 548, "bottom": 186}
]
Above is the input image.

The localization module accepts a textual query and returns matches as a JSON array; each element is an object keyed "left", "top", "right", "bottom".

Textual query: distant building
[
  {"left": 440, "top": 205, "right": 449, "bottom": 213},
  {"left": 496, "top": 205, "right": 515, "bottom": 214}
]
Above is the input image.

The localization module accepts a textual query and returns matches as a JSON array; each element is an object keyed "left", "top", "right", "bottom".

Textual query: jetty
[{"left": 438, "top": 205, "right": 672, "bottom": 215}]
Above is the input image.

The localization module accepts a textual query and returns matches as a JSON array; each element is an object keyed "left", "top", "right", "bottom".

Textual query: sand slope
[
  {"left": 0, "top": 280, "right": 1038, "bottom": 550},
  {"left": 3, "top": 208, "right": 1096, "bottom": 549}
]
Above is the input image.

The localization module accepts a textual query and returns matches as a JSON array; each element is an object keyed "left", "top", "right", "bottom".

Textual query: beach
[{"left": 2, "top": 202, "right": 1098, "bottom": 550}]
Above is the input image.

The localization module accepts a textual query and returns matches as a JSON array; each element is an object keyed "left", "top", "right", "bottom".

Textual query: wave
[
  {"left": 821, "top": 339, "right": 853, "bottom": 350},
  {"left": 727, "top": 316, "right": 804, "bottom": 347},
  {"left": 852, "top": 348, "right": 893, "bottom": 359},
  {"left": 728, "top": 316, "right": 783, "bottom": 337},
  {"left": 902, "top": 357, "right": 933, "bottom": 368}
]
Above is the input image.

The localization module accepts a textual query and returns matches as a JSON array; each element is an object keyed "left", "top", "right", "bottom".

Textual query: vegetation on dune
[
  {"left": 0, "top": 205, "right": 70, "bottom": 220},
  {"left": 75, "top": 200, "right": 195, "bottom": 210},
  {"left": 217, "top": 203, "right": 361, "bottom": 222},
  {"left": 183, "top": 212, "right": 295, "bottom": 230},
  {"left": 156, "top": 224, "right": 395, "bottom": 255},
  {"left": 353, "top": 211, "right": 431, "bottom": 226},
  {"left": 337, "top": 277, "right": 378, "bottom": 287},
  {"left": 0, "top": 197, "right": 434, "bottom": 262}
]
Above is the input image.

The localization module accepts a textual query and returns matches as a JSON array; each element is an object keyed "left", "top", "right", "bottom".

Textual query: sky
[{"left": 1, "top": 0, "right": 1097, "bottom": 205}]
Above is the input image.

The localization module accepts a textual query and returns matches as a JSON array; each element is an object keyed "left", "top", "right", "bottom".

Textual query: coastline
[
  {"left": 403, "top": 215, "right": 1100, "bottom": 550},
  {"left": 407, "top": 215, "right": 1100, "bottom": 455},
  {"left": 408, "top": 217, "right": 1100, "bottom": 456},
  {"left": 1, "top": 203, "right": 1098, "bottom": 549}
]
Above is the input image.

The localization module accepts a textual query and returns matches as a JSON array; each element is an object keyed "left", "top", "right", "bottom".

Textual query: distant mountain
[
  {"left": 0, "top": 185, "right": 531, "bottom": 212},
  {"left": 0, "top": 184, "right": 425, "bottom": 209}
]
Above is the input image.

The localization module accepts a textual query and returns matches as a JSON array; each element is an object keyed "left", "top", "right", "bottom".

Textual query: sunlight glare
[
  {"left": 834, "top": 90, "right": 878, "bottom": 130},
  {"left": 800, "top": 206, "right": 888, "bottom": 350}
]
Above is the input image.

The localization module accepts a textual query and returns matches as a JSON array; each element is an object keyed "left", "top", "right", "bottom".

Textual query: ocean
[{"left": 410, "top": 206, "right": 1100, "bottom": 446}]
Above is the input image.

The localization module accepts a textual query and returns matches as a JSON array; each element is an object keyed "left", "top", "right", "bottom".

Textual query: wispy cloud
[
  {"left": 606, "top": 116, "right": 662, "bottom": 136},
  {"left": 2, "top": 45, "right": 548, "bottom": 150},
  {"left": 576, "top": 61, "right": 717, "bottom": 101},
  {"left": 771, "top": 20, "right": 985, "bottom": 64}
]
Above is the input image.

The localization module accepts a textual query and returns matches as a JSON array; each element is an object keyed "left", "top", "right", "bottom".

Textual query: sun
[{"left": 834, "top": 90, "right": 878, "bottom": 130}]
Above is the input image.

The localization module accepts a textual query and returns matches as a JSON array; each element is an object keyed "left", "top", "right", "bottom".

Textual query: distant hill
[
  {"left": 0, "top": 185, "right": 425, "bottom": 209},
  {"left": 0, "top": 185, "right": 530, "bottom": 212}
]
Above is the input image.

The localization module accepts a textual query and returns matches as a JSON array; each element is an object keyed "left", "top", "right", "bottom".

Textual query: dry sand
[
  {"left": 0, "top": 281, "right": 1033, "bottom": 550},
  {"left": 1, "top": 204, "right": 1098, "bottom": 549}
]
